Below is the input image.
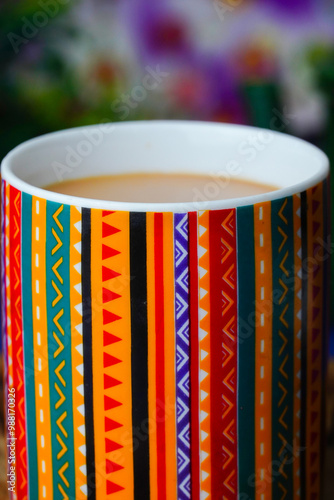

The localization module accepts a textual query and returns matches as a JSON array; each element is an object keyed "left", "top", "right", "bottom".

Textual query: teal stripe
[
  {"left": 237, "top": 205, "right": 255, "bottom": 499},
  {"left": 22, "top": 193, "right": 39, "bottom": 498},
  {"left": 271, "top": 197, "right": 294, "bottom": 499},
  {"left": 46, "top": 201, "right": 75, "bottom": 500}
]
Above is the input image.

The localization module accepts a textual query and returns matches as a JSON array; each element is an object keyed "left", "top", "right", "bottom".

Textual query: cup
[{"left": 1, "top": 121, "right": 330, "bottom": 500}]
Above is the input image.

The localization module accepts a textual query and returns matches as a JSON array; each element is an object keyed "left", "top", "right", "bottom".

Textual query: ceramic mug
[{"left": 1, "top": 121, "right": 330, "bottom": 500}]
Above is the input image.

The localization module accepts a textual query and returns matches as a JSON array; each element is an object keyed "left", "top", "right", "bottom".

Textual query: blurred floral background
[{"left": 0, "top": 0, "right": 334, "bottom": 497}]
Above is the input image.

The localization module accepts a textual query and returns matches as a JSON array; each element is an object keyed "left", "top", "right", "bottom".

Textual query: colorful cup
[{"left": 1, "top": 122, "right": 330, "bottom": 500}]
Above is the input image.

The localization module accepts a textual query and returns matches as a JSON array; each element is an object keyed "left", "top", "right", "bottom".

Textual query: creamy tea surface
[{"left": 46, "top": 173, "right": 278, "bottom": 203}]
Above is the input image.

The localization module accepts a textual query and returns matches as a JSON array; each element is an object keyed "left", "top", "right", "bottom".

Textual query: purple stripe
[{"left": 174, "top": 213, "right": 191, "bottom": 499}]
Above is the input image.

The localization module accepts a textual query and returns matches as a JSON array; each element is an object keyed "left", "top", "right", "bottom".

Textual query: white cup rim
[{"left": 1, "top": 120, "right": 330, "bottom": 213}]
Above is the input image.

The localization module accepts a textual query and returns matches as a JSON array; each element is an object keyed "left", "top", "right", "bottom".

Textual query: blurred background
[{"left": 0, "top": 0, "right": 334, "bottom": 498}]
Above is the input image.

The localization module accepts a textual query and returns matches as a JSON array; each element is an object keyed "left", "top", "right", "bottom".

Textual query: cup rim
[{"left": 1, "top": 120, "right": 330, "bottom": 213}]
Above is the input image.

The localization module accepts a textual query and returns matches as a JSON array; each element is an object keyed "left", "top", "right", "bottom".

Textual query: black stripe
[
  {"left": 236, "top": 205, "right": 256, "bottom": 499},
  {"left": 129, "top": 212, "right": 150, "bottom": 499},
  {"left": 82, "top": 208, "right": 96, "bottom": 499},
  {"left": 300, "top": 191, "right": 308, "bottom": 499}
]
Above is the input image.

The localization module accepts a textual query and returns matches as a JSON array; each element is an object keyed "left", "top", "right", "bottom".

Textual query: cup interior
[{"left": 1, "top": 121, "right": 329, "bottom": 212}]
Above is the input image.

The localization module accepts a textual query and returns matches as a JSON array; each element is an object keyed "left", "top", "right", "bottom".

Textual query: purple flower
[{"left": 260, "top": 0, "right": 315, "bottom": 16}]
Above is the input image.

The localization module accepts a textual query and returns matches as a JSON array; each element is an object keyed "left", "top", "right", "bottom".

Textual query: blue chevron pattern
[{"left": 174, "top": 213, "right": 191, "bottom": 499}]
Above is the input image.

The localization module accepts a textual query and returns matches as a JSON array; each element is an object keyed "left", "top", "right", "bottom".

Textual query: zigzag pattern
[
  {"left": 9, "top": 187, "right": 28, "bottom": 499},
  {"left": 277, "top": 199, "right": 291, "bottom": 499},
  {"left": 70, "top": 207, "right": 87, "bottom": 499},
  {"left": 174, "top": 214, "right": 191, "bottom": 499},
  {"left": 51, "top": 204, "right": 71, "bottom": 497},
  {"left": 293, "top": 194, "right": 302, "bottom": 498},
  {"left": 220, "top": 210, "right": 238, "bottom": 499},
  {"left": 198, "top": 211, "right": 211, "bottom": 500},
  {"left": 307, "top": 185, "right": 324, "bottom": 499}
]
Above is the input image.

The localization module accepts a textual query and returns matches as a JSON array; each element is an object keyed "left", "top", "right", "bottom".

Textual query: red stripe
[
  {"left": 189, "top": 211, "right": 200, "bottom": 499},
  {"left": 209, "top": 209, "right": 238, "bottom": 499},
  {"left": 154, "top": 213, "right": 167, "bottom": 499},
  {"left": 9, "top": 186, "right": 28, "bottom": 498}
]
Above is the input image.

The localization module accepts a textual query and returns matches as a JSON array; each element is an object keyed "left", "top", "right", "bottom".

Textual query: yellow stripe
[
  {"left": 31, "top": 196, "right": 53, "bottom": 498},
  {"left": 91, "top": 210, "right": 133, "bottom": 500},
  {"left": 254, "top": 202, "right": 272, "bottom": 500},
  {"left": 70, "top": 207, "right": 87, "bottom": 499},
  {"left": 163, "top": 213, "right": 177, "bottom": 500},
  {"left": 293, "top": 195, "right": 301, "bottom": 498},
  {"left": 147, "top": 212, "right": 158, "bottom": 500}
]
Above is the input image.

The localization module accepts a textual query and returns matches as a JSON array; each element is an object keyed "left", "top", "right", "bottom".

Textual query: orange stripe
[
  {"left": 31, "top": 196, "right": 53, "bottom": 499},
  {"left": 198, "top": 211, "right": 211, "bottom": 499},
  {"left": 147, "top": 212, "right": 158, "bottom": 500},
  {"left": 163, "top": 213, "right": 177, "bottom": 500},
  {"left": 293, "top": 194, "right": 302, "bottom": 498},
  {"left": 254, "top": 202, "right": 272, "bottom": 500},
  {"left": 91, "top": 210, "right": 134, "bottom": 499}
]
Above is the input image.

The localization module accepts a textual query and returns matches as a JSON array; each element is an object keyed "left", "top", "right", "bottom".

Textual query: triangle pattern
[
  {"left": 102, "top": 288, "right": 122, "bottom": 303},
  {"left": 102, "top": 267, "right": 121, "bottom": 282},
  {"left": 105, "top": 439, "right": 123, "bottom": 453},
  {"left": 104, "top": 374, "right": 122, "bottom": 390},
  {"left": 103, "top": 210, "right": 115, "bottom": 217},
  {"left": 106, "top": 459, "right": 124, "bottom": 474},
  {"left": 107, "top": 480, "right": 124, "bottom": 494},
  {"left": 104, "top": 395, "right": 122, "bottom": 411},
  {"left": 101, "top": 212, "right": 125, "bottom": 496},
  {"left": 103, "top": 331, "right": 122, "bottom": 346},
  {"left": 105, "top": 417, "right": 123, "bottom": 432},
  {"left": 104, "top": 352, "right": 122, "bottom": 368},
  {"left": 103, "top": 309, "right": 122, "bottom": 325},
  {"left": 102, "top": 222, "right": 120, "bottom": 238},
  {"left": 312, "top": 199, "right": 320, "bottom": 215},
  {"left": 102, "top": 244, "right": 121, "bottom": 260}
]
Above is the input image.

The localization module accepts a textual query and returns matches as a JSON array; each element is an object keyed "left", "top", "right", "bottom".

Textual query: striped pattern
[
  {"left": 9, "top": 187, "right": 28, "bottom": 500},
  {"left": 91, "top": 210, "right": 134, "bottom": 498},
  {"left": 31, "top": 197, "right": 53, "bottom": 499},
  {"left": 21, "top": 193, "right": 39, "bottom": 498},
  {"left": 210, "top": 209, "right": 238, "bottom": 499},
  {"left": 188, "top": 212, "right": 200, "bottom": 500},
  {"left": 174, "top": 213, "right": 191, "bottom": 500},
  {"left": 237, "top": 205, "right": 256, "bottom": 499},
  {"left": 305, "top": 185, "right": 324, "bottom": 500},
  {"left": 164, "top": 213, "right": 178, "bottom": 500},
  {"left": 5, "top": 183, "right": 13, "bottom": 394},
  {"left": 198, "top": 211, "right": 212, "bottom": 500},
  {"left": 254, "top": 202, "right": 273, "bottom": 500},
  {"left": 293, "top": 194, "right": 302, "bottom": 499},
  {"left": 70, "top": 206, "right": 87, "bottom": 499},
  {"left": 1, "top": 179, "right": 329, "bottom": 500},
  {"left": 271, "top": 197, "right": 294, "bottom": 500},
  {"left": 46, "top": 202, "right": 75, "bottom": 500}
]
